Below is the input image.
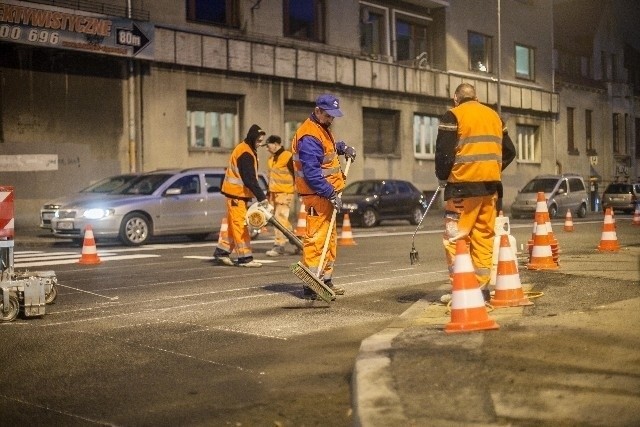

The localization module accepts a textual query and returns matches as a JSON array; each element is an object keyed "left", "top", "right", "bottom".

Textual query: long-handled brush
[
  {"left": 409, "top": 184, "right": 443, "bottom": 265},
  {"left": 290, "top": 158, "right": 352, "bottom": 303}
]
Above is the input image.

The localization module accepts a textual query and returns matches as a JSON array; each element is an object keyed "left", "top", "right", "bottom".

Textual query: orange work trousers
[
  {"left": 268, "top": 192, "right": 294, "bottom": 247},
  {"left": 300, "top": 194, "right": 337, "bottom": 281},
  {"left": 217, "top": 198, "right": 253, "bottom": 259},
  {"left": 442, "top": 193, "right": 497, "bottom": 288}
]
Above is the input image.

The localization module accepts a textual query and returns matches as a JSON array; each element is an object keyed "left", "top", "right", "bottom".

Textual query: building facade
[{"left": 0, "top": 0, "right": 636, "bottom": 227}]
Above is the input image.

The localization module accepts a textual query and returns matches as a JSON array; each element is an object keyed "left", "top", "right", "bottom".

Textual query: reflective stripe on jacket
[
  {"left": 268, "top": 150, "right": 295, "bottom": 194},
  {"left": 291, "top": 118, "right": 345, "bottom": 195},
  {"left": 449, "top": 101, "right": 503, "bottom": 184},
  {"left": 222, "top": 142, "right": 258, "bottom": 199}
]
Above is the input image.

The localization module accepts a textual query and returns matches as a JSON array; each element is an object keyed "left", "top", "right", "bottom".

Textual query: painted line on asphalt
[{"left": 15, "top": 254, "right": 160, "bottom": 268}]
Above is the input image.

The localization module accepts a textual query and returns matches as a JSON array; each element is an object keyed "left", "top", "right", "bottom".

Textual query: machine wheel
[
  {"left": 548, "top": 204, "right": 558, "bottom": 219},
  {"left": 361, "top": 208, "right": 378, "bottom": 228},
  {"left": 45, "top": 284, "right": 58, "bottom": 304},
  {"left": 1, "top": 294, "right": 19, "bottom": 322},
  {"left": 409, "top": 206, "right": 423, "bottom": 225},
  {"left": 119, "top": 213, "right": 151, "bottom": 246},
  {"left": 577, "top": 203, "right": 587, "bottom": 218}
]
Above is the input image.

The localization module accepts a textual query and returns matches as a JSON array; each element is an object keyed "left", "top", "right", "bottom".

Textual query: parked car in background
[
  {"left": 602, "top": 182, "right": 640, "bottom": 214},
  {"left": 510, "top": 174, "right": 589, "bottom": 219},
  {"left": 50, "top": 168, "right": 267, "bottom": 246},
  {"left": 340, "top": 179, "right": 426, "bottom": 227},
  {"left": 40, "top": 173, "right": 140, "bottom": 229}
]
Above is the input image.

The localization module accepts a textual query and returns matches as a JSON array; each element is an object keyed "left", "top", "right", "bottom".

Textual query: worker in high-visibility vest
[
  {"left": 214, "top": 124, "right": 268, "bottom": 267},
  {"left": 264, "top": 135, "right": 296, "bottom": 257},
  {"left": 435, "top": 83, "right": 516, "bottom": 301}
]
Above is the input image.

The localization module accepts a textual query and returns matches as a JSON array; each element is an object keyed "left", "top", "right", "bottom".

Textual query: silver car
[
  {"left": 510, "top": 174, "right": 589, "bottom": 219},
  {"left": 50, "top": 168, "right": 267, "bottom": 246},
  {"left": 40, "top": 173, "right": 140, "bottom": 229}
]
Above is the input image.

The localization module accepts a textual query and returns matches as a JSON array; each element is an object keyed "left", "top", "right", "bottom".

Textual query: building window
[
  {"left": 186, "top": 0, "right": 239, "bottom": 27},
  {"left": 515, "top": 44, "right": 534, "bottom": 80},
  {"left": 360, "top": 3, "right": 388, "bottom": 58},
  {"left": 284, "top": 101, "right": 314, "bottom": 149},
  {"left": 468, "top": 31, "right": 492, "bottom": 73},
  {"left": 612, "top": 113, "right": 620, "bottom": 153},
  {"left": 394, "top": 12, "right": 430, "bottom": 62},
  {"left": 186, "top": 91, "right": 240, "bottom": 151},
  {"left": 284, "top": 0, "right": 325, "bottom": 42},
  {"left": 567, "top": 107, "right": 578, "bottom": 154},
  {"left": 585, "top": 109, "right": 595, "bottom": 154},
  {"left": 413, "top": 114, "right": 438, "bottom": 159},
  {"left": 515, "top": 124, "right": 539, "bottom": 163},
  {"left": 363, "top": 108, "right": 399, "bottom": 156}
]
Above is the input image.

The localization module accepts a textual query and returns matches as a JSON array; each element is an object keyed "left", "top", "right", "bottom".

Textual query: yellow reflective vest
[
  {"left": 291, "top": 118, "right": 345, "bottom": 196},
  {"left": 222, "top": 142, "right": 258, "bottom": 199},
  {"left": 267, "top": 150, "right": 295, "bottom": 194},
  {"left": 448, "top": 100, "right": 504, "bottom": 184}
]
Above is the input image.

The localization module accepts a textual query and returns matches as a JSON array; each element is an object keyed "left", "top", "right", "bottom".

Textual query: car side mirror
[{"left": 165, "top": 188, "right": 182, "bottom": 196}]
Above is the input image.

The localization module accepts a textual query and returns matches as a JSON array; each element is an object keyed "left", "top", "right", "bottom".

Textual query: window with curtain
[
  {"left": 516, "top": 124, "right": 540, "bottom": 162},
  {"left": 363, "top": 108, "right": 399, "bottom": 156},
  {"left": 186, "top": 91, "right": 241, "bottom": 151},
  {"left": 468, "top": 31, "right": 492, "bottom": 73},
  {"left": 567, "top": 107, "right": 578, "bottom": 154},
  {"left": 413, "top": 114, "right": 438, "bottom": 159},
  {"left": 360, "top": 3, "right": 387, "bottom": 57},
  {"left": 515, "top": 44, "right": 534, "bottom": 80},
  {"left": 395, "top": 12, "right": 430, "bottom": 62}
]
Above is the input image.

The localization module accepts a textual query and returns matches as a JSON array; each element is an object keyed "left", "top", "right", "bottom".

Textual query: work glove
[
  {"left": 336, "top": 141, "right": 356, "bottom": 163},
  {"left": 330, "top": 194, "right": 342, "bottom": 213}
]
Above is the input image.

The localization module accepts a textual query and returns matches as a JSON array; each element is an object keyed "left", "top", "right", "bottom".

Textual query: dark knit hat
[{"left": 245, "top": 124, "right": 266, "bottom": 144}]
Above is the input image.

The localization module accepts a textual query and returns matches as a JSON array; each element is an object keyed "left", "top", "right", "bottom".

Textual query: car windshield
[
  {"left": 118, "top": 174, "right": 173, "bottom": 195},
  {"left": 521, "top": 178, "right": 558, "bottom": 193},
  {"left": 80, "top": 175, "right": 137, "bottom": 193},
  {"left": 342, "top": 181, "right": 380, "bottom": 196},
  {"left": 605, "top": 183, "right": 632, "bottom": 193}
]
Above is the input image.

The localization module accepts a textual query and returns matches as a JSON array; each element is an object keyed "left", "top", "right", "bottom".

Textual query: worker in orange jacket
[
  {"left": 214, "top": 124, "right": 268, "bottom": 267},
  {"left": 292, "top": 94, "right": 356, "bottom": 299},
  {"left": 435, "top": 83, "right": 516, "bottom": 300},
  {"left": 264, "top": 135, "right": 296, "bottom": 257}
]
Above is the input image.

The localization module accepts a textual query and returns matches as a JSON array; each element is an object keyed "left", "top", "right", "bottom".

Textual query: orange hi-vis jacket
[
  {"left": 222, "top": 142, "right": 259, "bottom": 199},
  {"left": 449, "top": 101, "right": 504, "bottom": 184},
  {"left": 291, "top": 118, "right": 345, "bottom": 196},
  {"left": 267, "top": 150, "right": 295, "bottom": 194}
]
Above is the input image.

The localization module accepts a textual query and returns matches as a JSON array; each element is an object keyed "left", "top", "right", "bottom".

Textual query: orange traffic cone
[
  {"left": 632, "top": 204, "right": 640, "bottom": 226},
  {"left": 528, "top": 192, "right": 559, "bottom": 265},
  {"left": 295, "top": 201, "right": 307, "bottom": 237},
  {"left": 338, "top": 213, "right": 357, "bottom": 246},
  {"left": 527, "top": 216, "right": 558, "bottom": 270},
  {"left": 78, "top": 225, "right": 101, "bottom": 265},
  {"left": 563, "top": 209, "right": 574, "bottom": 232},
  {"left": 491, "top": 235, "right": 533, "bottom": 307},
  {"left": 217, "top": 217, "right": 230, "bottom": 249},
  {"left": 445, "top": 240, "right": 499, "bottom": 334},
  {"left": 597, "top": 208, "right": 620, "bottom": 251}
]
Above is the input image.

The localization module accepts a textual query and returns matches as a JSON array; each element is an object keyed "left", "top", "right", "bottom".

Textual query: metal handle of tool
[
  {"left": 268, "top": 214, "right": 303, "bottom": 250},
  {"left": 410, "top": 184, "right": 443, "bottom": 243},
  {"left": 316, "top": 158, "right": 352, "bottom": 279}
]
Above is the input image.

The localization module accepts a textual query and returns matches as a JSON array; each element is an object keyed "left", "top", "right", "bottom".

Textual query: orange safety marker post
[
  {"left": 445, "top": 240, "right": 499, "bottom": 334},
  {"left": 491, "top": 235, "right": 533, "bottom": 307},
  {"left": 78, "top": 225, "right": 101, "bottom": 265},
  {"left": 563, "top": 209, "right": 574, "bottom": 232},
  {"left": 527, "top": 216, "right": 558, "bottom": 270},
  {"left": 0, "top": 186, "right": 15, "bottom": 240},
  {"left": 632, "top": 204, "right": 640, "bottom": 226},
  {"left": 295, "top": 201, "right": 307, "bottom": 238},
  {"left": 217, "top": 217, "right": 229, "bottom": 247},
  {"left": 597, "top": 208, "right": 620, "bottom": 252},
  {"left": 338, "top": 213, "right": 357, "bottom": 246}
]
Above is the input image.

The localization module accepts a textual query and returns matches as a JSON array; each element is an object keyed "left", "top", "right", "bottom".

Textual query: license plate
[
  {"left": 42, "top": 213, "right": 54, "bottom": 220},
  {"left": 56, "top": 221, "right": 74, "bottom": 230}
]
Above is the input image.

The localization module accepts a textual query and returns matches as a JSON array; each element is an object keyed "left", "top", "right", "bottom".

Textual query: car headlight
[
  {"left": 83, "top": 208, "right": 115, "bottom": 219},
  {"left": 342, "top": 203, "right": 358, "bottom": 211}
]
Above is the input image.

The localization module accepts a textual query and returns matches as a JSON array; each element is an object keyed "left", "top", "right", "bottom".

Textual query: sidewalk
[{"left": 353, "top": 220, "right": 640, "bottom": 426}]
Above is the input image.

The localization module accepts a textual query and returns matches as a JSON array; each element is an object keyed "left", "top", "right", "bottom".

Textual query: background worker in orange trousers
[
  {"left": 264, "top": 135, "right": 296, "bottom": 257},
  {"left": 435, "top": 83, "right": 516, "bottom": 301},
  {"left": 214, "top": 124, "right": 269, "bottom": 268},
  {"left": 292, "top": 94, "right": 356, "bottom": 299}
]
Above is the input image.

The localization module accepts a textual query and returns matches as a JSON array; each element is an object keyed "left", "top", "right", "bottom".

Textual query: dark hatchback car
[
  {"left": 602, "top": 182, "right": 640, "bottom": 214},
  {"left": 340, "top": 179, "right": 426, "bottom": 227}
]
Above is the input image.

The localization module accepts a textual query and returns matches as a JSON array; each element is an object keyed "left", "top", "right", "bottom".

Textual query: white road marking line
[{"left": 15, "top": 254, "right": 159, "bottom": 268}]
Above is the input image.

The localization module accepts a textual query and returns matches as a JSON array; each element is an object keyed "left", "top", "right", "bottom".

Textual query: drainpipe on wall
[{"left": 127, "top": 0, "right": 137, "bottom": 172}]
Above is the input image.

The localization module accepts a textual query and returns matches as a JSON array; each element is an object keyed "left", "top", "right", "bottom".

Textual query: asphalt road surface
[{"left": 0, "top": 214, "right": 624, "bottom": 426}]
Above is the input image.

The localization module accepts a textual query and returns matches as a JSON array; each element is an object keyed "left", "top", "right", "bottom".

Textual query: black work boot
[
  {"left": 302, "top": 286, "right": 318, "bottom": 300},
  {"left": 324, "top": 280, "right": 345, "bottom": 295},
  {"left": 481, "top": 288, "right": 491, "bottom": 302}
]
